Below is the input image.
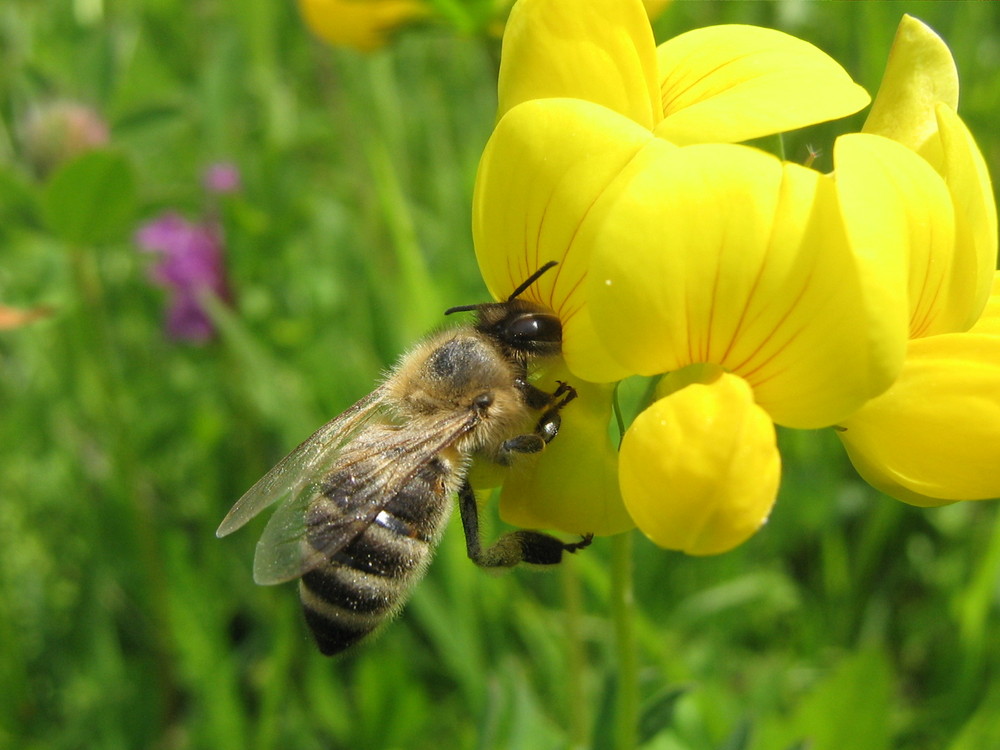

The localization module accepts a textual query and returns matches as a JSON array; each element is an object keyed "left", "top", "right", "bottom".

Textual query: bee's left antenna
[{"left": 507, "top": 260, "right": 557, "bottom": 301}]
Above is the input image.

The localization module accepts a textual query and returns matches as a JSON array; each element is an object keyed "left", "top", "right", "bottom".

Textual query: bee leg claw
[{"left": 564, "top": 533, "right": 594, "bottom": 553}]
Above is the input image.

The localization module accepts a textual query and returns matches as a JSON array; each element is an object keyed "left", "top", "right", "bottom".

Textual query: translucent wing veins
[{"left": 251, "top": 408, "right": 483, "bottom": 585}]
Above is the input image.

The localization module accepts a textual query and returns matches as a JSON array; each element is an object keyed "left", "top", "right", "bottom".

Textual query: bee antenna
[
  {"left": 443, "top": 304, "right": 478, "bottom": 316},
  {"left": 507, "top": 260, "right": 558, "bottom": 301},
  {"left": 444, "top": 262, "right": 558, "bottom": 316}
]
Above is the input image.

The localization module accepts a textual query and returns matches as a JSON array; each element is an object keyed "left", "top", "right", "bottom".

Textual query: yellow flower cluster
[
  {"left": 472, "top": 1, "right": 998, "bottom": 553},
  {"left": 296, "top": 0, "right": 429, "bottom": 52}
]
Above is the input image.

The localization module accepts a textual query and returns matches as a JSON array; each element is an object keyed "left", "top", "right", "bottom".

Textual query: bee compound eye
[{"left": 507, "top": 313, "right": 561, "bottom": 345}]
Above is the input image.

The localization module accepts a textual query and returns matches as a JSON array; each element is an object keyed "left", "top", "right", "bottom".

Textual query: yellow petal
[
  {"left": 473, "top": 98, "right": 662, "bottom": 383},
  {"left": 654, "top": 24, "right": 870, "bottom": 145},
  {"left": 297, "top": 0, "right": 428, "bottom": 52},
  {"left": 587, "top": 141, "right": 908, "bottom": 428},
  {"left": 932, "top": 105, "right": 998, "bottom": 332},
  {"left": 619, "top": 372, "right": 780, "bottom": 555},
  {"left": 498, "top": 360, "right": 634, "bottom": 536},
  {"left": 862, "top": 15, "right": 959, "bottom": 152},
  {"left": 837, "top": 133, "right": 961, "bottom": 338},
  {"left": 497, "top": 0, "right": 661, "bottom": 129},
  {"left": 969, "top": 272, "right": 1000, "bottom": 336},
  {"left": 839, "top": 332, "right": 1000, "bottom": 505}
]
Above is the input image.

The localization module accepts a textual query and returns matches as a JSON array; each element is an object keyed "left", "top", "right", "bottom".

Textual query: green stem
[
  {"left": 609, "top": 381, "right": 639, "bottom": 750},
  {"left": 561, "top": 556, "right": 589, "bottom": 749},
  {"left": 611, "top": 531, "right": 639, "bottom": 750},
  {"left": 612, "top": 381, "right": 628, "bottom": 448}
]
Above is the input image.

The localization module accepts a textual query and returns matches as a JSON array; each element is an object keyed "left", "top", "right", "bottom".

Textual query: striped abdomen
[{"left": 298, "top": 458, "right": 453, "bottom": 655}]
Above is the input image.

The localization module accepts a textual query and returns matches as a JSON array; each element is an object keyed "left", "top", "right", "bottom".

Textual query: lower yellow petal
[
  {"left": 839, "top": 332, "right": 1000, "bottom": 505},
  {"left": 619, "top": 372, "right": 780, "bottom": 555},
  {"left": 655, "top": 24, "right": 869, "bottom": 145},
  {"left": 969, "top": 271, "right": 1000, "bottom": 336},
  {"left": 498, "top": 361, "right": 633, "bottom": 536}
]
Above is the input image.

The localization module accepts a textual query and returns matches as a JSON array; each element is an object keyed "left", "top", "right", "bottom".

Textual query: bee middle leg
[
  {"left": 501, "top": 380, "right": 579, "bottom": 458},
  {"left": 458, "top": 481, "right": 592, "bottom": 568}
]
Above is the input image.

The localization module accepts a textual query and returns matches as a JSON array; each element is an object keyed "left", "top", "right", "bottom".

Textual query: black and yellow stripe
[{"left": 298, "top": 459, "right": 452, "bottom": 655}]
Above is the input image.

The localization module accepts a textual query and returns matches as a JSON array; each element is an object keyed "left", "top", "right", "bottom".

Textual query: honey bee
[{"left": 216, "top": 262, "right": 592, "bottom": 655}]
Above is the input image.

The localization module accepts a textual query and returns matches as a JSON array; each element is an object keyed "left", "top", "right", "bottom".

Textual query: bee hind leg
[{"left": 458, "top": 481, "right": 592, "bottom": 568}]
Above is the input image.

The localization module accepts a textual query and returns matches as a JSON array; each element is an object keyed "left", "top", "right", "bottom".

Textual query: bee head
[
  {"left": 444, "top": 262, "right": 562, "bottom": 359},
  {"left": 470, "top": 298, "right": 562, "bottom": 357}
]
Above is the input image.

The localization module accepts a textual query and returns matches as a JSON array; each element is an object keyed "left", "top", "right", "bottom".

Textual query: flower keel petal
[{"left": 620, "top": 373, "right": 780, "bottom": 554}]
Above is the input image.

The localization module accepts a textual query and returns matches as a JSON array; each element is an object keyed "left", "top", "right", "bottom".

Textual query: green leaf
[
  {"left": 41, "top": 150, "right": 137, "bottom": 245},
  {"left": 752, "top": 648, "right": 895, "bottom": 750}
]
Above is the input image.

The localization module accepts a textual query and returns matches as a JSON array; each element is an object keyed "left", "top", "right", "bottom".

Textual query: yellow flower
[
  {"left": 837, "top": 16, "right": 999, "bottom": 506},
  {"left": 496, "top": 0, "right": 869, "bottom": 141},
  {"left": 297, "top": 0, "right": 429, "bottom": 52},
  {"left": 475, "top": 5, "right": 998, "bottom": 549},
  {"left": 472, "top": 1, "right": 936, "bottom": 552},
  {"left": 474, "top": 95, "right": 925, "bottom": 551}
]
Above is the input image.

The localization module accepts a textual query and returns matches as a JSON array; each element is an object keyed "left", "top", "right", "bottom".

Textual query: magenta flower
[{"left": 135, "top": 212, "right": 232, "bottom": 342}]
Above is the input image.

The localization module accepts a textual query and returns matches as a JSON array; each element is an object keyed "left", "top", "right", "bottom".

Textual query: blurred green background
[{"left": 1, "top": 1, "right": 998, "bottom": 748}]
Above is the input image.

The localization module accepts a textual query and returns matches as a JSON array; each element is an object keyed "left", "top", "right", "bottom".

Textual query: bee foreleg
[
  {"left": 515, "top": 379, "right": 556, "bottom": 410},
  {"left": 515, "top": 379, "right": 577, "bottom": 411},
  {"left": 458, "top": 481, "right": 593, "bottom": 568}
]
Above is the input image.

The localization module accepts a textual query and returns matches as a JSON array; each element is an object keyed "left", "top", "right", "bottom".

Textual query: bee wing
[
  {"left": 215, "top": 387, "right": 390, "bottom": 539},
  {"left": 251, "top": 408, "right": 482, "bottom": 586}
]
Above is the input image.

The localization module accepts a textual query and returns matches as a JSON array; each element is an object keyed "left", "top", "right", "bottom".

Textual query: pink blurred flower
[
  {"left": 135, "top": 212, "right": 232, "bottom": 342},
  {"left": 202, "top": 162, "right": 242, "bottom": 195},
  {"left": 19, "top": 100, "right": 110, "bottom": 177}
]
